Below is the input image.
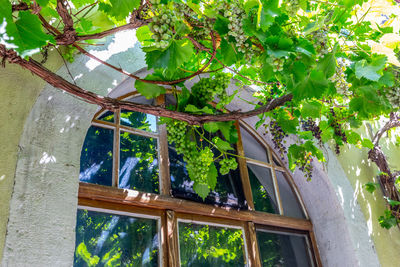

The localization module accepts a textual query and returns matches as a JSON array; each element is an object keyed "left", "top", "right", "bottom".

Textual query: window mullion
[
  {"left": 113, "top": 108, "right": 121, "bottom": 188},
  {"left": 244, "top": 221, "right": 262, "bottom": 267},
  {"left": 156, "top": 94, "right": 171, "bottom": 196},
  {"left": 235, "top": 121, "right": 255, "bottom": 210},
  {"left": 166, "top": 210, "right": 180, "bottom": 267},
  {"left": 268, "top": 144, "right": 284, "bottom": 215}
]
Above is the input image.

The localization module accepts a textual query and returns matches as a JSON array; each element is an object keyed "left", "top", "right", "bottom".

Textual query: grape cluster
[
  {"left": 271, "top": 56, "right": 284, "bottom": 72},
  {"left": 267, "top": 119, "right": 288, "bottom": 158},
  {"left": 301, "top": 118, "right": 322, "bottom": 145},
  {"left": 219, "top": 157, "right": 238, "bottom": 175},
  {"left": 310, "top": 28, "right": 329, "bottom": 57},
  {"left": 330, "top": 58, "right": 352, "bottom": 95},
  {"left": 330, "top": 109, "right": 347, "bottom": 154},
  {"left": 192, "top": 73, "right": 231, "bottom": 104},
  {"left": 148, "top": 2, "right": 177, "bottom": 49},
  {"left": 386, "top": 87, "right": 400, "bottom": 108},
  {"left": 214, "top": 2, "right": 251, "bottom": 55},
  {"left": 166, "top": 119, "right": 188, "bottom": 154},
  {"left": 286, "top": 0, "right": 300, "bottom": 17},
  {"left": 186, "top": 147, "right": 214, "bottom": 184},
  {"left": 298, "top": 152, "right": 313, "bottom": 181}
]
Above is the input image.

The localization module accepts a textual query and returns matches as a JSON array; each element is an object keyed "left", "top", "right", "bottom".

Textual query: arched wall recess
[{"left": 2, "top": 44, "right": 379, "bottom": 266}]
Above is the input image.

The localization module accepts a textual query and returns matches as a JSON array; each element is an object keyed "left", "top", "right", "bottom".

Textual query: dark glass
[
  {"left": 272, "top": 155, "right": 282, "bottom": 166},
  {"left": 256, "top": 230, "right": 312, "bottom": 267},
  {"left": 80, "top": 126, "right": 113, "bottom": 186},
  {"left": 248, "top": 164, "right": 279, "bottom": 214},
  {"left": 240, "top": 127, "right": 269, "bottom": 163},
  {"left": 169, "top": 144, "right": 246, "bottom": 209},
  {"left": 276, "top": 171, "right": 306, "bottom": 219},
  {"left": 120, "top": 110, "right": 157, "bottom": 132},
  {"left": 119, "top": 131, "right": 159, "bottom": 193},
  {"left": 179, "top": 222, "right": 246, "bottom": 267},
  {"left": 98, "top": 111, "right": 114, "bottom": 123},
  {"left": 74, "top": 209, "right": 159, "bottom": 267}
]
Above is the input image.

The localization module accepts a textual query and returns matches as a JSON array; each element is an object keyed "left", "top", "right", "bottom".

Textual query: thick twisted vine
[
  {"left": 368, "top": 112, "right": 400, "bottom": 222},
  {"left": 0, "top": 44, "right": 292, "bottom": 125}
]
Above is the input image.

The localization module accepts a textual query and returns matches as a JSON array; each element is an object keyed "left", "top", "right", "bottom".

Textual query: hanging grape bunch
[
  {"left": 301, "top": 118, "right": 323, "bottom": 145},
  {"left": 219, "top": 157, "right": 238, "bottom": 175},
  {"left": 148, "top": 0, "right": 177, "bottom": 49},
  {"left": 218, "top": 2, "right": 251, "bottom": 55},
  {"left": 192, "top": 73, "right": 232, "bottom": 104},
  {"left": 267, "top": 119, "right": 288, "bottom": 159},
  {"left": 310, "top": 27, "right": 330, "bottom": 58},
  {"left": 271, "top": 56, "right": 284, "bottom": 72},
  {"left": 299, "top": 152, "right": 314, "bottom": 181},
  {"left": 386, "top": 87, "right": 400, "bottom": 108},
  {"left": 286, "top": 0, "right": 300, "bottom": 17},
  {"left": 330, "top": 58, "right": 352, "bottom": 95}
]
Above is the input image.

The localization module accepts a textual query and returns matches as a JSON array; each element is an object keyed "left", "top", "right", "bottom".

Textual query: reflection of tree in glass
[
  {"left": 120, "top": 132, "right": 159, "bottom": 193},
  {"left": 248, "top": 168, "right": 278, "bottom": 214},
  {"left": 74, "top": 209, "right": 159, "bottom": 267},
  {"left": 80, "top": 126, "right": 113, "bottom": 186},
  {"left": 256, "top": 231, "right": 285, "bottom": 267},
  {"left": 120, "top": 110, "right": 156, "bottom": 132},
  {"left": 178, "top": 223, "right": 245, "bottom": 267}
]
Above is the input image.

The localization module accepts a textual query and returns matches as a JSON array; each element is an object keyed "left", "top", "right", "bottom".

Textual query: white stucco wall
[{"left": 1, "top": 30, "right": 380, "bottom": 266}]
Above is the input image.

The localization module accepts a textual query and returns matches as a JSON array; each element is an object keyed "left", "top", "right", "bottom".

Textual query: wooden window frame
[{"left": 77, "top": 93, "right": 322, "bottom": 266}]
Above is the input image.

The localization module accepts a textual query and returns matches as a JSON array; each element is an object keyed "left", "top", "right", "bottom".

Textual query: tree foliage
[{"left": 1, "top": 0, "right": 400, "bottom": 227}]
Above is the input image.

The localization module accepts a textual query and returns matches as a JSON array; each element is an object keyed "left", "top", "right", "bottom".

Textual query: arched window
[{"left": 74, "top": 93, "right": 321, "bottom": 266}]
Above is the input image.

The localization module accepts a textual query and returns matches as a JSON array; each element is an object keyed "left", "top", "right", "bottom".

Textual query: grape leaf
[
  {"left": 99, "top": 0, "right": 141, "bottom": 21},
  {"left": 193, "top": 183, "right": 210, "bottom": 200},
  {"left": 355, "top": 55, "right": 386, "bottom": 81},
  {"left": 207, "top": 163, "right": 218, "bottom": 190},
  {"left": 364, "top": 182, "right": 379, "bottom": 193},
  {"left": 12, "top": 11, "right": 55, "bottom": 57},
  {"left": 361, "top": 138, "right": 374, "bottom": 149},
  {"left": 292, "top": 70, "right": 328, "bottom": 100},
  {"left": 145, "top": 40, "right": 194, "bottom": 71},
  {"left": 134, "top": 80, "right": 166, "bottom": 99},
  {"left": 301, "top": 100, "right": 322, "bottom": 118},
  {"left": 185, "top": 105, "right": 214, "bottom": 114},
  {"left": 212, "top": 137, "right": 233, "bottom": 151},
  {"left": 384, "top": 197, "right": 400, "bottom": 207}
]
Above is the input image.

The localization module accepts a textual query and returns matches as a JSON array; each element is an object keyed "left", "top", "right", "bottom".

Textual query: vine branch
[{"left": 0, "top": 44, "right": 292, "bottom": 125}]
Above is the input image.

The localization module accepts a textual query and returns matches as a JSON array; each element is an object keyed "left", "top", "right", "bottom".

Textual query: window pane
[
  {"left": 179, "top": 222, "right": 246, "bottom": 267},
  {"left": 240, "top": 127, "right": 269, "bottom": 163},
  {"left": 120, "top": 110, "right": 157, "bottom": 132},
  {"left": 256, "top": 230, "right": 313, "bottom": 267},
  {"left": 248, "top": 164, "right": 279, "bottom": 214},
  {"left": 98, "top": 111, "right": 114, "bottom": 123},
  {"left": 276, "top": 171, "right": 305, "bottom": 219},
  {"left": 80, "top": 126, "right": 113, "bottom": 186},
  {"left": 74, "top": 209, "right": 159, "bottom": 267},
  {"left": 119, "top": 131, "right": 159, "bottom": 193},
  {"left": 169, "top": 145, "right": 246, "bottom": 209}
]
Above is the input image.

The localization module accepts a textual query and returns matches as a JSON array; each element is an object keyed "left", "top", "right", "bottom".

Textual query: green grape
[
  {"left": 286, "top": 0, "right": 300, "bottom": 17},
  {"left": 330, "top": 58, "right": 352, "bottom": 96},
  {"left": 148, "top": 3, "right": 177, "bottom": 49},
  {"left": 309, "top": 28, "right": 330, "bottom": 57},
  {"left": 219, "top": 157, "right": 238, "bottom": 175},
  {"left": 386, "top": 87, "right": 400, "bottom": 108},
  {"left": 192, "top": 73, "right": 232, "bottom": 104}
]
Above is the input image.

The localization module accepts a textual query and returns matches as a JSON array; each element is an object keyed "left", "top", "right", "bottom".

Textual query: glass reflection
[
  {"left": 276, "top": 171, "right": 305, "bottom": 219},
  {"left": 80, "top": 126, "right": 113, "bottom": 186},
  {"left": 248, "top": 164, "right": 279, "bottom": 214},
  {"left": 179, "top": 222, "right": 246, "bottom": 267},
  {"left": 256, "top": 230, "right": 312, "bottom": 267},
  {"left": 169, "top": 145, "right": 246, "bottom": 209},
  {"left": 119, "top": 131, "right": 159, "bottom": 193},
  {"left": 240, "top": 127, "right": 269, "bottom": 163},
  {"left": 120, "top": 110, "right": 157, "bottom": 132},
  {"left": 98, "top": 111, "right": 114, "bottom": 123},
  {"left": 74, "top": 209, "right": 159, "bottom": 267}
]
